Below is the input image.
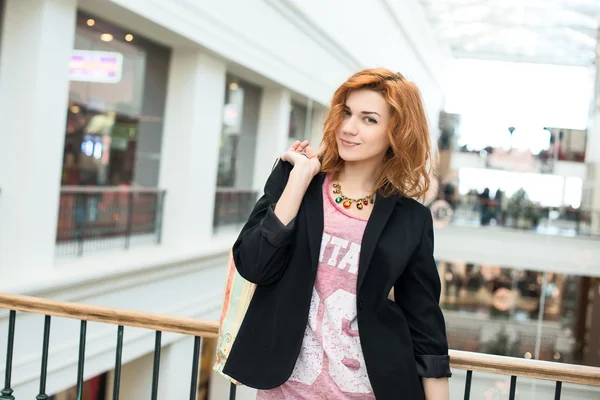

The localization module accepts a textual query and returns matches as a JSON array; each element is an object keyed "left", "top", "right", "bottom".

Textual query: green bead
[{"left": 335, "top": 197, "right": 343, "bottom": 203}]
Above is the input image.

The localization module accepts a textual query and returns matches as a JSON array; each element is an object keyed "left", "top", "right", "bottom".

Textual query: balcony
[
  {"left": 213, "top": 190, "right": 257, "bottom": 233},
  {"left": 54, "top": 187, "right": 260, "bottom": 257},
  {"left": 1, "top": 293, "right": 599, "bottom": 399},
  {"left": 56, "top": 187, "right": 166, "bottom": 258},
  {"left": 432, "top": 197, "right": 599, "bottom": 240}
]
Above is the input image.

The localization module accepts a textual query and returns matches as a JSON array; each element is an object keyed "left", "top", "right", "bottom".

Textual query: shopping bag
[
  {"left": 213, "top": 249, "right": 256, "bottom": 384},
  {"left": 213, "top": 158, "right": 279, "bottom": 384}
]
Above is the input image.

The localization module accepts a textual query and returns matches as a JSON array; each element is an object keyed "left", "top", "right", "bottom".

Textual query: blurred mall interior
[{"left": 0, "top": 0, "right": 600, "bottom": 399}]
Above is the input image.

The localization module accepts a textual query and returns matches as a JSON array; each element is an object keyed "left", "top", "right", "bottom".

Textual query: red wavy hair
[{"left": 319, "top": 68, "right": 434, "bottom": 199}]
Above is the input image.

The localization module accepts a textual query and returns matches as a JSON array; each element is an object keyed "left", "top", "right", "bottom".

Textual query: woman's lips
[{"left": 340, "top": 139, "right": 359, "bottom": 147}]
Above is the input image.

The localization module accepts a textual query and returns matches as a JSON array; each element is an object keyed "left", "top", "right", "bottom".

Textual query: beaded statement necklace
[{"left": 332, "top": 182, "right": 375, "bottom": 210}]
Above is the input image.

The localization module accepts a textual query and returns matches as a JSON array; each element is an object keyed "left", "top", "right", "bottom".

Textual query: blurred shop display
[{"left": 437, "top": 261, "right": 589, "bottom": 365}]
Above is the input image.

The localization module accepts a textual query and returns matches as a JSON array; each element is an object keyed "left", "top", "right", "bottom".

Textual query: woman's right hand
[
  {"left": 273, "top": 140, "right": 320, "bottom": 227},
  {"left": 281, "top": 140, "right": 321, "bottom": 180}
]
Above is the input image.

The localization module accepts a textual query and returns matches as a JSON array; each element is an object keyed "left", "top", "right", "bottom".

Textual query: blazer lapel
[
  {"left": 304, "top": 173, "right": 325, "bottom": 271},
  {"left": 357, "top": 191, "right": 398, "bottom": 292}
]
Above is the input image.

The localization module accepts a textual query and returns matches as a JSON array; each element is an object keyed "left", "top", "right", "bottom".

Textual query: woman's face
[{"left": 336, "top": 89, "right": 391, "bottom": 163}]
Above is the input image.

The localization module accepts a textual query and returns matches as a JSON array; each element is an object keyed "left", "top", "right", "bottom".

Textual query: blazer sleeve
[
  {"left": 394, "top": 207, "right": 452, "bottom": 378},
  {"left": 231, "top": 160, "right": 296, "bottom": 286}
]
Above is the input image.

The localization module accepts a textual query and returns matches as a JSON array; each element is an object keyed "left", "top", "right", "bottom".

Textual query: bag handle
[{"left": 271, "top": 157, "right": 280, "bottom": 171}]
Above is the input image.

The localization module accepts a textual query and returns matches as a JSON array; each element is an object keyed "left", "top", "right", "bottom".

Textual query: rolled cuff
[
  {"left": 415, "top": 354, "right": 452, "bottom": 378},
  {"left": 259, "top": 204, "right": 296, "bottom": 247}
]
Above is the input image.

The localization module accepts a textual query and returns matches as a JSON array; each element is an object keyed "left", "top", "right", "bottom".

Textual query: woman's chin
[{"left": 338, "top": 148, "right": 361, "bottom": 162}]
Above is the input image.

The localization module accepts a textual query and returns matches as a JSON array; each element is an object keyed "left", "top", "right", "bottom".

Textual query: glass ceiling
[{"left": 419, "top": 0, "right": 600, "bottom": 66}]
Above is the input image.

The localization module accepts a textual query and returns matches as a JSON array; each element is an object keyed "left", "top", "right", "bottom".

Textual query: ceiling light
[
  {"left": 100, "top": 33, "right": 113, "bottom": 42},
  {"left": 229, "top": 82, "right": 239, "bottom": 91},
  {"left": 87, "top": 19, "right": 95, "bottom": 27},
  {"left": 70, "top": 105, "right": 80, "bottom": 114},
  {"left": 125, "top": 34, "right": 134, "bottom": 42}
]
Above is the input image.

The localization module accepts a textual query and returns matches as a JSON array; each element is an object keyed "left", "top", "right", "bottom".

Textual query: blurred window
[
  {"left": 217, "top": 76, "right": 262, "bottom": 189},
  {"left": 62, "top": 12, "right": 170, "bottom": 187}
]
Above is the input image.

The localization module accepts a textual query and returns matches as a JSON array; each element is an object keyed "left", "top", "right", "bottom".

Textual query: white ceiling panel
[{"left": 419, "top": 0, "right": 600, "bottom": 66}]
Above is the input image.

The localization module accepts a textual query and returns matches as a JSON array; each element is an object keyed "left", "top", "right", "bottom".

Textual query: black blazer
[{"left": 223, "top": 161, "right": 451, "bottom": 400}]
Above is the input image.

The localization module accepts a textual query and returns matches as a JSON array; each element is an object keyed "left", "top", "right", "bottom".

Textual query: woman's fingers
[
  {"left": 305, "top": 146, "right": 317, "bottom": 158},
  {"left": 296, "top": 140, "right": 310, "bottom": 152},
  {"left": 284, "top": 140, "right": 312, "bottom": 164},
  {"left": 288, "top": 140, "right": 301, "bottom": 151}
]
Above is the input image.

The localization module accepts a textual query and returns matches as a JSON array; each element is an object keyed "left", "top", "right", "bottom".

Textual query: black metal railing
[
  {"left": 1, "top": 294, "right": 599, "bottom": 399},
  {"left": 431, "top": 198, "right": 600, "bottom": 238},
  {"left": 213, "top": 189, "right": 257, "bottom": 231},
  {"left": 451, "top": 349, "right": 600, "bottom": 399},
  {"left": 56, "top": 187, "right": 166, "bottom": 257},
  {"left": 0, "top": 293, "right": 234, "bottom": 400}
]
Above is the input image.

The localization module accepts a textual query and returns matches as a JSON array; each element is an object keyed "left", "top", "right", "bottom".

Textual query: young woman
[{"left": 222, "top": 68, "right": 451, "bottom": 400}]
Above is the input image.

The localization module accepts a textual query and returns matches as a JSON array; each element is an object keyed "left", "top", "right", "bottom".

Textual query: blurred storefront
[
  {"left": 217, "top": 75, "right": 262, "bottom": 190},
  {"left": 437, "top": 259, "right": 600, "bottom": 367},
  {"left": 62, "top": 12, "right": 170, "bottom": 187}
]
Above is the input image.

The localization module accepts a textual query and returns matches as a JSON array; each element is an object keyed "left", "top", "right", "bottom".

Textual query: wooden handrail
[
  {"left": 449, "top": 350, "right": 600, "bottom": 386},
  {"left": 0, "top": 293, "right": 219, "bottom": 338},
  {"left": 1, "top": 293, "right": 600, "bottom": 386}
]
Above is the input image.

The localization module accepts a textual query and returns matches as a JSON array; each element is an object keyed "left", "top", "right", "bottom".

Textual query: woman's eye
[
  {"left": 365, "top": 117, "right": 377, "bottom": 124},
  {"left": 343, "top": 109, "right": 351, "bottom": 116}
]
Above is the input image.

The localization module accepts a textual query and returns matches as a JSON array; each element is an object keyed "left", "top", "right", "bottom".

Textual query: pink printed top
[{"left": 257, "top": 175, "right": 375, "bottom": 400}]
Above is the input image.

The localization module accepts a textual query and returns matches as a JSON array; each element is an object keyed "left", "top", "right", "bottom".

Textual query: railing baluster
[
  {"left": 229, "top": 382, "right": 237, "bottom": 400},
  {"left": 151, "top": 331, "right": 162, "bottom": 400},
  {"left": 36, "top": 315, "right": 52, "bottom": 400},
  {"left": 508, "top": 375, "right": 517, "bottom": 400},
  {"left": 189, "top": 336, "right": 202, "bottom": 400},
  {"left": 0, "top": 311, "right": 16, "bottom": 400},
  {"left": 125, "top": 191, "right": 134, "bottom": 249},
  {"left": 75, "top": 320, "right": 87, "bottom": 400},
  {"left": 463, "top": 370, "right": 472, "bottom": 400},
  {"left": 113, "top": 325, "right": 124, "bottom": 400},
  {"left": 554, "top": 381, "right": 562, "bottom": 400}
]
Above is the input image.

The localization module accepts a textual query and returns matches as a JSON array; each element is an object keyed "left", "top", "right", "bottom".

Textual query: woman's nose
[{"left": 342, "top": 118, "right": 358, "bottom": 136}]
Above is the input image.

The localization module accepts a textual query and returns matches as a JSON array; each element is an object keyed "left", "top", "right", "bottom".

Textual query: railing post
[
  {"left": 112, "top": 325, "right": 125, "bottom": 400},
  {"left": 229, "top": 382, "right": 237, "bottom": 400},
  {"left": 151, "top": 331, "right": 162, "bottom": 400},
  {"left": 213, "top": 191, "right": 220, "bottom": 230},
  {"left": 75, "top": 321, "right": 87, "bottom": 400},
  {"left": 463, "top": 370, "right": 472, "bottom": 400},
  {"left": 35, "top": 315, "right": 52, "bottom": 400},
  {"left": 189, "top": 337, "right": 202, "bottom": 400},
  {"left": 0, "top": 311, "right": 16, "bottom": 400},
  {"left": 555, "top": 381, "right": 562, "bottom": 400},
  {"left": 508, "top": 375, "right": 517, "bottom": 400},
  {"left": 125, "top": 191, "right": 134, "bottom": 249},
  {"left": 76, "top": 193, "right": 88, "bottom": 257}
]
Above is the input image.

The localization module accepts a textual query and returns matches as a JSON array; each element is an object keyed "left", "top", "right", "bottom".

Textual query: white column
[
  {"left": 158, "top": 50, "right": 226, "bottom": 245},
  {"left": 310, "top": 104, "right": 327, "bottom": 152},
  {"left": 0, "top": 0, "right": 76, "bottom": 275},
  {"left": 584, "top": 28, "right": 600, "bottom": 231},
  {"left": 252, "top": 88, "right": 292, "bottom": 192}
]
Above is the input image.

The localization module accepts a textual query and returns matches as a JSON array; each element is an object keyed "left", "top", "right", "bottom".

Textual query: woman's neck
[{"left": 337, "top": 158, "right": 383, "bottom": 194}]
